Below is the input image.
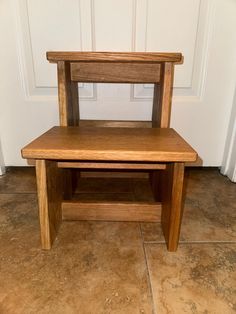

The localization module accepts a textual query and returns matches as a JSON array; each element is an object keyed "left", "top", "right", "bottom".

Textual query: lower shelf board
[
  {"left": 57, "top": 161, "right": 166, "bottom": 170},
  {"left": 61, "top": 201, "right": 161, "bottom": 222}
]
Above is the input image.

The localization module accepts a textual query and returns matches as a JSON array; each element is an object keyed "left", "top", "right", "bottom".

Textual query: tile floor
[{"left": 0, "top": 167, "right": 235, "bottom": 314}]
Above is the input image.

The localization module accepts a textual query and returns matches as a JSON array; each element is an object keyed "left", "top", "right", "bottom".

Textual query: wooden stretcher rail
[
  {"left": 57, "top": 161, "right": 166, "bottom": 170},
  {"left": 70, "top": 62, "right": 161, "bottom": 83},
  {"left": 62, "top": 201, "right": 162, "bottom": 222}
]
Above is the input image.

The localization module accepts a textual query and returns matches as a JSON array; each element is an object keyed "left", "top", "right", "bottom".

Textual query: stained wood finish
[
  {"left": 80, "top": 171, "right": 149, "bottom": 178},
  {"left": 77, "top": 119, "right": 155, "bottom": 176},
  {"left": 71, "top": 62, "right": 160, "bottom": 83},
  {"left": 152, "top": 83, "right": 161, "bottom": 127},
  {"left": 21, "top": 51, "right": 196, "bottom": 250},
  {"left": 150, "top": 171, "right": 162, "bottom": 202},
  {"left": 62, "top": 169, "right": 73, "bottom": 200},
  {"left": 79, "top": 120, "right": 152, "bottom": 128},
  {"left": 161, "top": 162, "right": 185, "bottom": 251},
  {"left": 152, "top": 62, "right": 174, "bottom": 128},
  {"left": 57, "top": 61, "right": 79, "bottom": 126},
  {"left": 47, "top": 51, "right": 182, "bottom": 63},
  {"left": 57, "top": 61, "right": 79, "bottom": 194},
  {"left": 58, "top": 161, "right": 166, "bottom": 170},
  {"left": 62, "top": 201, "right": 161, "bottom": 222},
  {"left": 35, "top": 160, "right": 63, "bottom": 249},
  {"left": 21, "top": 127, "right": 197, "bottom": 162}
]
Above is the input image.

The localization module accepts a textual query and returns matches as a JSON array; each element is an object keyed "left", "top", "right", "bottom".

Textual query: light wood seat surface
[{"left": 22, "top": 127, "right": 197, "bottom": 162}]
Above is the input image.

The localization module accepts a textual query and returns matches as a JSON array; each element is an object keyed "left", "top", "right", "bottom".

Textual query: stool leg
[
  {"left": 36, "top": 160, "right": 63, "bottom": 249},
  {"left": 150, "top": 170, "right": 162, "bottom": 202},
  {"left": 63, "top": 169, "right": 73, "bottom": 200},
  {"left": 161, "top": 162, "right": 185, "bottom": 251}
]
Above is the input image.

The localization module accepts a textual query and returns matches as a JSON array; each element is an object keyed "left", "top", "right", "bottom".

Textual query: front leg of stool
[
  {"left": 35, "top": 160, "right": 63, "bottom": 249},
  {"left": 161, "top": 162, "right": 185, "bottom": 251}
]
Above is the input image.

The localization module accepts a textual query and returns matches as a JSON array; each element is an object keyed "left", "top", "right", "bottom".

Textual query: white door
[{"left": 0, "top": 0, "right": 236, "bottom": 167}]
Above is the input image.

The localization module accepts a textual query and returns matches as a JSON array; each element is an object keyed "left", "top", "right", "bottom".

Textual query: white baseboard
[{"left": 0, "top": 166, "right": 6, "bottom": 176}]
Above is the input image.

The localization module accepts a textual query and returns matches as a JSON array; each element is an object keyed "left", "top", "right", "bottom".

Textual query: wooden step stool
[{"left": 21, "top": 52, "right": 197, "bottom": 251}]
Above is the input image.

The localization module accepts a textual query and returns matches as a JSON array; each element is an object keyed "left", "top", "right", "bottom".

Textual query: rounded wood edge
[{"left": 46, "top": 51, "right": 183, "bottom": 63}]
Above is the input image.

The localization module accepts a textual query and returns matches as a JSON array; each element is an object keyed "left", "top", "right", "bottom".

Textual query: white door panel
[
  {"left": 0, "top": 0, "right": 236, "bottom": 166},
  {"left": 145, "top": 0, "right": 200, "bottom": 87},
  {"left": 27, "top": 0, "right": 82, "bottom": 87}
]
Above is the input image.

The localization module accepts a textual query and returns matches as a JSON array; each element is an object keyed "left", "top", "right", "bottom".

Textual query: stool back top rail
[
  {"left": 22, "top": 51, "right": 197, "bottom": 252},
  {"left": 46, "top": 51, "right": 182, "bottom": 128}
]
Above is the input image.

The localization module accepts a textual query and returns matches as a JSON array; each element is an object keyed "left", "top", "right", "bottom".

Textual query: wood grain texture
[
  {"left": 62, "top": 201, "right": 161, "bottom": 222},
  {"left": 80, "top": 172, "right": 149, "bottom": 178},
  {"left": 62, "top": 168, "right": 73, "bottom": 200},
  {"left": 21, "top": 127, "right": 197, "bottom": 162},
  {"left": 25, "top": 51, "right": 191, "bottom": 250},
  {"left": 35, "top": 160, "right": 63, "bottom": 249},
  {"left": 71, "top": 62, "right": 160, "bottom": 83},
  {"left": 74, "top": 119, "right": 159, "bottom": 179},
  {"left": 152, "top": 83, "right": 161, "bottom": 127},
  {"left": 57, "top": 61, "right": 79, "bottom": 126},
  {"left": 152, "top": 62, "right": 174, "bottom": 128},
  {"left": 79, "top": 120, "right": 152, "bottom": 128},
  {"left": 47, "top": 51, "right": 182, "bottom": 63},
  {"left": 150, "top": 171, "right": 162, "bottom": 202},
  {"left": 57, "top": 161, "right": 166, "bottom": 170},
  {"left": 70, "top": 80, "right": 80, "bottom": 124},
  {"left": 57, "top": 61, "right": 80, "bottom": 196},
  {"left": 161, "top": 162, "right": 185, "bottom": 251}
]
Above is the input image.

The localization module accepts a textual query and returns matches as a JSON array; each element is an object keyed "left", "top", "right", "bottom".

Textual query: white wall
[{"left": 0, "top": 0, "right": 236, "bottom": 166}]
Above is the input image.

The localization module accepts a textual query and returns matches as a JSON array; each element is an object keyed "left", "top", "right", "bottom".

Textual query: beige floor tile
[
  {"left": 145, "top": 243, "right": 236, "bottom": 314},
  {"left": 1, "top": 167, "right": 236, "bottom": 313},
  {"left": 0, "top": 192, "right": 153, "bottom": 313},
  {"left": 140, "top": 223, "right": 165, "bottom": 243},
  {"left": 0, "top": 167, "right": 36, "bottom": 194},
  {"left": 58, "top": 221, "right": 142, "bottom": 247},
  {"left": 1, "top": 243, "right": 153, "bottom": 314},
  {"left": 0, "top": 194, "right": 41, "bottom": 254},
  {"left": 141, "top": 169, "right": 236, "bottom": 243}
]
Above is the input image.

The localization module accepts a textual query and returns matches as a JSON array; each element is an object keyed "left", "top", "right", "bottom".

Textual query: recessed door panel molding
[
  {"left": 15, "top": 0, "right": 96, "bottom": 101},
  {"left": 89, "top": 0, "right": 138, "bottom": 113},
  {"left": 15, "top": 0, "right": 214, "bottom": 103},
  {"left": 132, "top": 0, "right": 215, "bottom": 102},
  {"left": 3, "top": 0, "right": 236, "bottom": 166},
  {"left": 93, "top": 0, "right": 135, "bottom": 51}
]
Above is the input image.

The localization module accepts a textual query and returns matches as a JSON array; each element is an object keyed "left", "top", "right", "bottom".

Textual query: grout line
[
  {"left": 143, "top": 240, "right": 236, "bottom": 244},
  {"left": 139, "top": 223, "right": 157, "bottom": 314}
]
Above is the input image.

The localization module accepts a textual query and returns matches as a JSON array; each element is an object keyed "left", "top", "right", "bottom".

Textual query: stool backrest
[{"left": 47, "top": 51, "right": 182, "bottom": 128}]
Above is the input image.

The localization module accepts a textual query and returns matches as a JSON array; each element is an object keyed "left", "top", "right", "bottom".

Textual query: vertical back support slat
[
  {"left": 152, "top": 62, "right": 174, "bottom": 128},
  {"left": 150, "top": 61, "right": 175, "bottom": 203},
  {"left": 57, "top": 61, "right": 79, "bottom": 193},
  {"left": 152, "top": 84, "right": 161, "bottom": 127},
  {"left": 57, "top": 61, "right": 80, "bottom": 126}
]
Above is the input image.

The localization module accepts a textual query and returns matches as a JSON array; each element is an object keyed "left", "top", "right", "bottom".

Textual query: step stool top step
[
  {"left": 21, "top": 127, "right": 197, "bottom": 162},
  {"left": 47, "top": 51, "right": 182, "bottom": 63}
]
